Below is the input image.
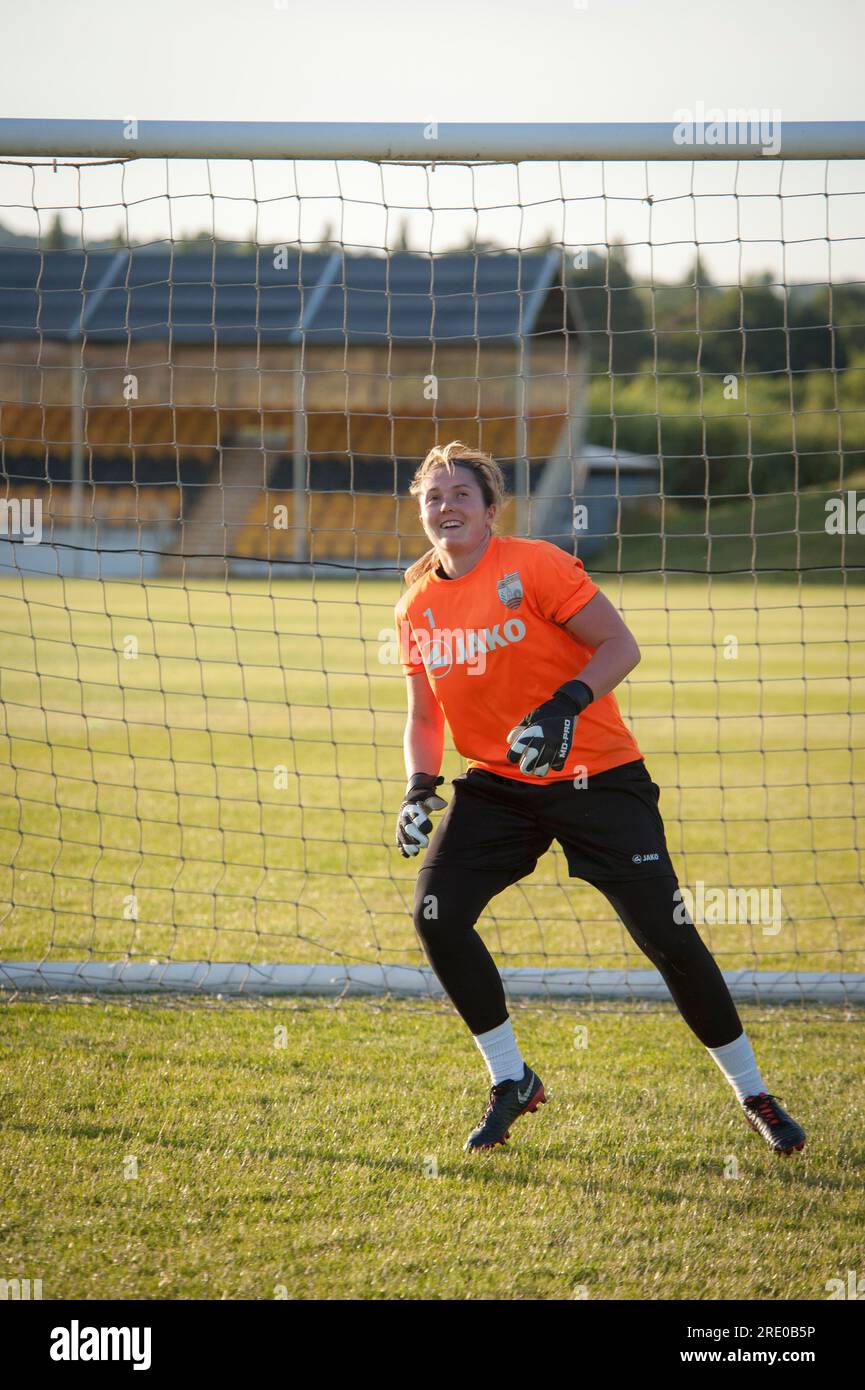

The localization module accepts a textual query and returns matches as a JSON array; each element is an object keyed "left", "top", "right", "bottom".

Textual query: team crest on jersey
[{"left": 496, "top": 572, "right": 523, "bottom": 610}]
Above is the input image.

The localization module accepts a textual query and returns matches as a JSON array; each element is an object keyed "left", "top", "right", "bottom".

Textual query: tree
[
  {"left": 315, "top": 220, "right": 337, "bottom": 251},
  {"left": 566, "top": 241, "right": 651, "bottom": 374},
  {"left": 390, "top": 217, "right": 411, "bottom": 252},
  {"left": 43, "top": 213, "right": 70, "bottom": 250},
  {"left": 788, "top": 288, "right": 848, "bottom": 373}
]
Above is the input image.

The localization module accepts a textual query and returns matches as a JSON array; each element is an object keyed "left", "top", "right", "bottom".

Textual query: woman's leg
[
  {"left": 412, "top": 772, "right": 551, "bottom": 1042},
  {"left": 413, "top": 859, "right": 519, "bottom": 1036},
  {"left": 591, "top": 873, "right": 813, "bottom": 1153},
  {"left": 592, "top": 873, "right": 744, "bottom": 1048}
]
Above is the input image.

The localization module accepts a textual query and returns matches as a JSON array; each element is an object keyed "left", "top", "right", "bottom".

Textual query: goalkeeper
[{"left": 394, "top": 441, "right": 805, "bottom": 1157}]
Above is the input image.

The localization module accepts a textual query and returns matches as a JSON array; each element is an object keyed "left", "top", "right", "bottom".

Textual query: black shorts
[{"left": 423, "top": 758, "right": 677, "bottom": 887}]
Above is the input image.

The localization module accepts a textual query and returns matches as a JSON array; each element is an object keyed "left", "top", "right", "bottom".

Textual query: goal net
[{"left": 0, "top": 120, "right": 863, "bottom": 1004}]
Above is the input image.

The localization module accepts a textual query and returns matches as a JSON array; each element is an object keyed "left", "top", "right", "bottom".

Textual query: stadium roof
[{"left": 0, "top": 247, "right": 580, "bottom": 346}]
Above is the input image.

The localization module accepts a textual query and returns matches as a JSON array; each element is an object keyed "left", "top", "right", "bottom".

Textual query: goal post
[
  {"left": 0, "top": 118, "right": 863, "bottom": 1004},
  {"left": 2, "top": 117, "right": 865, "bottom": 160}
]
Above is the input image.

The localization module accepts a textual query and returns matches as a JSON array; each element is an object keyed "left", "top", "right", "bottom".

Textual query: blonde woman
[{"left": 394, "top": 441, "right": 805, "bottom": 1156}]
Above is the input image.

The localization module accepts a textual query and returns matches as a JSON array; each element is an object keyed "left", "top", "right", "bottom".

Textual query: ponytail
[{"left": 404, "top": 546, "right": 440, "bottom": 589}]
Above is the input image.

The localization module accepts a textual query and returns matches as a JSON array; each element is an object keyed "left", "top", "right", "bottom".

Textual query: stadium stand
[{"left": 0, "top": 246, "right": 584, "bottom": 572}]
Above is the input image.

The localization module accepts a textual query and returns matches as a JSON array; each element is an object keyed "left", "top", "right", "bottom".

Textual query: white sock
[
  {"left": 706, "top": 1030, "right": 767, "bottom": 1102},
  {"left": 473, "top": 1017, "right": 525, "bottom": 1085}
]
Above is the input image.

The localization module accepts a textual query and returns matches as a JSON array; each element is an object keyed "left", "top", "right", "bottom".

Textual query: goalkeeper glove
[
  {"left": 506, "top": 678, "right": 595, "bottom": 778},
  {"left": 396, "top": 773, "right": 448, "bottom": 857}
]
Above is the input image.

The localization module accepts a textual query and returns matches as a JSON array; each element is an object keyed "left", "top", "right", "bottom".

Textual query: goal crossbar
[{"left": 1, "top": 118, "right": 865, "bottom": 162}]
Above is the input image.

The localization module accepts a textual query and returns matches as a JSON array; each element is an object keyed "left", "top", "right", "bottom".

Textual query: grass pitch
[{"left": 1, "top": 997, "right": 862, "bottom": 1300}]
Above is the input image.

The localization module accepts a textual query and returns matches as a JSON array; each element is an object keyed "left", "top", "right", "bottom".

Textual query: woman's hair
[{"left": 403, "top": 441, "right": 508, "bottom": 588}]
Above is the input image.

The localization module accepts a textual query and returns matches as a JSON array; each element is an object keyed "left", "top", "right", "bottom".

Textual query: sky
[
  {"left": 3, "top": 0, "right": 863, "bottom": 124},
  {"left": 0, "top": 0, "right": 863, "bottom": 282}
]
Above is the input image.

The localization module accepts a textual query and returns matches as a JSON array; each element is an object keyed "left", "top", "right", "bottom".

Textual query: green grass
[
  {"left": 1, "top": 998, "right": 861, "bottom": 1300},
  {"left": 0, "top": 572, "right": 863, "bottom": 975}
]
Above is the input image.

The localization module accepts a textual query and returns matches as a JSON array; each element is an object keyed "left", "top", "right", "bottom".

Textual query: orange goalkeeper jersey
[{"left": 393, "top": 534, "right": 643, "bottom": 782}]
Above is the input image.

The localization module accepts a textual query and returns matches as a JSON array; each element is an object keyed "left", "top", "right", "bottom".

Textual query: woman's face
[{"left": 419, "top": 464, "right": 494, "bottom": 555}]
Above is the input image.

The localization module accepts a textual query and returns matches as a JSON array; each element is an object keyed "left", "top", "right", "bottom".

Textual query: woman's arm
[
  {"left": 505, "top": 590, "right": 640, "bottom": 776},
  {"left": 403, "top": 670, "right": 446, "bottom": 777},
  {"left": 396, "top": 673, "right": 448, "bottom": 856},
  {"left": 561, "top": 591, "right": 641, "bottom": 698}
]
